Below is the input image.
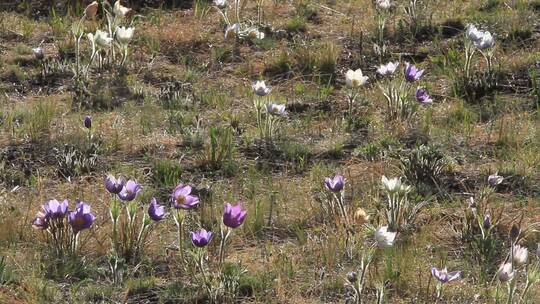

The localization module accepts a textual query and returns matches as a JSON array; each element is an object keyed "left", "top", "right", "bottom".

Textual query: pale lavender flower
[{"left": 431, "top": 267, "right": 461, "bottom": 283}]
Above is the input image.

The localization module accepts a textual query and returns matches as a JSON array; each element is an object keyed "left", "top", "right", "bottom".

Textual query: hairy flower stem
[
  {"left": 219, "top": 226, "right": 231, "bottom": 267},
  {"left": 174, "top": 209, "right": 186, "bottom": 265}
]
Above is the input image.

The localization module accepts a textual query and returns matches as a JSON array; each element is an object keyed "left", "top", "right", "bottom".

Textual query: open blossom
[
  {"left": 513, "top": 244, "right": 528, "bottom": 266},
  {"left": 266, "top": 103, "right": 287, "bottom": 116},
  {"left": 90, "top": 30, "right": 113, "bottom": 49},
  {"left": 488, "top": 173, "right": 503, "bottom": 187},
  {"left": 105, "top": 175, "right": 124, "bottom": 194},
  {"left": 118, "top": 180, "right": 142, "bottom": 201},
  {"left": 498, "top": 263, "right": 514, "bottom": 282},
  {"left": 324, "top": 174, "right": 344, "bottom": 192},
  {"left": 415, "top": 88, "right": 433, "bottom": 104},
  {"left": 465, "top": 24, "right": 483, "bottom": 42},
  {"left": 404, "top": 63, "right": 424, "bottom": 82},
  {"left": 115, "top": 26, "right": 134, "bottom": 45},
  {"left": 223, "top": 202, "right": 247, "bottom": 228},
  {"left": 345, "top": 69, "right": 369, "bottom": 87},
  {"left": 148, "top": 197, "right": 167, "bottom": 221},
  {"left": 31, "top": 212, "right": 49, "bottom": 230},
  {"left": 248, "top": 28, "right": 265, "bottom": 40},
  {"left": 381, "top": 176, "right": 411, "bottom": 193},
  {"left": 114, "top": 0, "right": 131, "bottom": 17},
  {"left": 225, "top": 23, "right": 240, "bottom": 40},
  {"left": 375, "top": 226, "right": 396, "bottom": 248},
  {"left": 377, "top": 61, "right": 399, "bottom": 76},
  {"left": 474, "top": 31, "right": 494, "bottom": 50},
  {"left": 252, "top": 80, "right": 271, "bottom": 96},
  {"left": 191, "top": 228, "right": 214, "bottom": 247},
  {"left": 172, "top": 184, "right": 200, "bottom": 209},
  {"left": 431, "top": 267, "right": 461, "bottom": 283},
  {"left": 375, "top": 0, "right": 392, "bottom": 10},
  {"left": 68, "top": 201, "right": 95, "bottom": 232},
  {"left": 42, "top": 199, "right": 69, "bottom": 218}
]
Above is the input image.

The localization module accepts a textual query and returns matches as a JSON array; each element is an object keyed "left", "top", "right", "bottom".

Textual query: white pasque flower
[
  {"left": 377, "top": 61, "right": 399, "bottom": 76},
  {"left": 114, "top": 0, "right": 131, "bottom": 17},
  {"left": 465, "top": 24, "right": 483, "bottom": 42},
  {"left": 345, "top": 69, "right": 368, "bottom": 87},
  {"left": 375, "top": 226, "right": 397, "bottom": 248},
  {"left": 93, "top": 30, "right": 113, "bottom": 49},
  {"left": 513, "top": 244, "right": 528, "bottom": 266},
  {"left": 252, "top": 80, "right": 271, "bottom": 96},
  {"left": 266, "top": 103, "right": 287, "bottom": 116},
  {"left": 498, "top": 263, "right": 514, "bottom": 282},
  {"left": 474, "top": 31, "right": 494, "bottom": 50},
  {"left": 381, "top": 176, "right": 411, "bottom": 193},
  {"left": 376, "top": 0, "right": 392, "bottom": 9},
  {"left": 214, "top": 0, "right": 228, "bottom": 9},
  {"left": 247, "top": 28, "right": 265, "bottom": 40},
  {"left": 225, "top": 23, "right": 240, "bottom": 40},
  {"left": 115, "top": 26, "right": 134, "bottom": 45}
]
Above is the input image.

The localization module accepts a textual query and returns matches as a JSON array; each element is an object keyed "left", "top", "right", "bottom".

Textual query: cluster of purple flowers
[
  {"left": 31, "top": 199, "right": 95, "bottom": 233},
  {"left": 190, "top": 202, "right": 248, "bottom": 248}
]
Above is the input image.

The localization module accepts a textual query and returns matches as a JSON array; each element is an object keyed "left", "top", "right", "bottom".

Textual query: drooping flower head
[
  {"left": 114, "top": 0, "right": 131, "bottom": 17},
  {"left": 483, "top": 214, "right": 491, "bottom": 230},
  {"left": 214, "top": 0, "right": 228, "bottom": 9},
  {"left": 345, "top": 69, "right": 369, "bottom": 87},
  {"left": 488, "top": 173, "right": 503, "bottom": 187},
  {"left": 84, "top": 1, "right": 99, "bottom": 19},
  {"left": 148, "top": 197, "right": 167, "bottom": 222},
  {"left": 32, "top": 47, "right": 44, "bottom": 60},
  {"left": 513, "top": 244, "right": 528, "bottom": 266},
  {"left": 498, "top": 263, "right": 514, "bottom": 282},
  {"left": 42, "top": 199, "right": 69, "bottom": 219},
  {"left": 115, "top": 26, "right": 134, "bottom": 45},
  {"left": 375, "top": 225, "right": 397, "bottom": 248},
  {"left": 118, "top": 180, "right": 142, "bottom": 202},
  {"left": 266, "top": 103, "right": 287, "bottom": 116},
  {"left": 84, "top": 115, "right": 92, "bottom": 129},
  {"left": 404, "top": 63, "right": 424, "bottom": 82},
  {"left": 324, "top": 174, "right": 344, "bottom": 192},
  {"left": 377, "top": 61, "right": 399, "bottom": 76},
  {"left": 191, "top": 228, "right": 214, "bottom": 247},
  {"left": 431, "top": 267, "right": 461, "bottom": 283},
  {"left": 223, "top": 202, "right": 247, "bottom": 228},
  {"left": 68, "top": 201, "right": 96, "bottom": 233},
  {"left": 252, "top": 80, "right": 271, "bottom": 96},
  {"left": 415, "top": 88, "right": 433, "bottom": 104},
  {"left": 172, "top": 184, "right": 200, "bottom": 209},
  {"left": 31, "top": 212, "right": 49, "bottom": 230},
  {"left": 105, "top": 175, "right": 125, "bottom": 194}
]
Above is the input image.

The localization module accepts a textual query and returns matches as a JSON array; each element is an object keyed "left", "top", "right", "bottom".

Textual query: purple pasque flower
[
  {"left": 42, "top": 199, "right": 69, "bottom": 218},
  {"left": 117, "top": 180, "right": 142, "bottom": 201},
  {"left": 404, "top": 63, "right": 424, "bottom": 82},
  {"left": 324, "top": 174, "right": 344, "bottom": 192},
  {"left": 191, "top": 228, "right": 214, "bottom": 247},
  {"left": 104, "top": 175, "right": 125, "bottom": 194},
  {"left": 31, "top": 211, "right": 49, "bottom": 230},
  {"left": 266, "top": 103, "right": 287, "bottom": 116},
  {"left": 431, "top": 267, "right": 461, "bottom": 283},
  {"left": 148, "top": 197, "right": 167, "bottom": 221},
  {"left": 172, "top": 184, "right": 200, "bottom": 209},
  {"left": 377, "top": 61, "right": 399, "bottom": 76},
  {"left": 415, "top": 88, "right": 433, "bottom": 104},
  {"left": 223, "top": 202, "right": 248, "bottom": 228},
  {"left": 68, "top": 200, "right": 96, "bottom": 233},
  {"left": 84, "top": 115, "right": 92, "bottom": 129}
]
